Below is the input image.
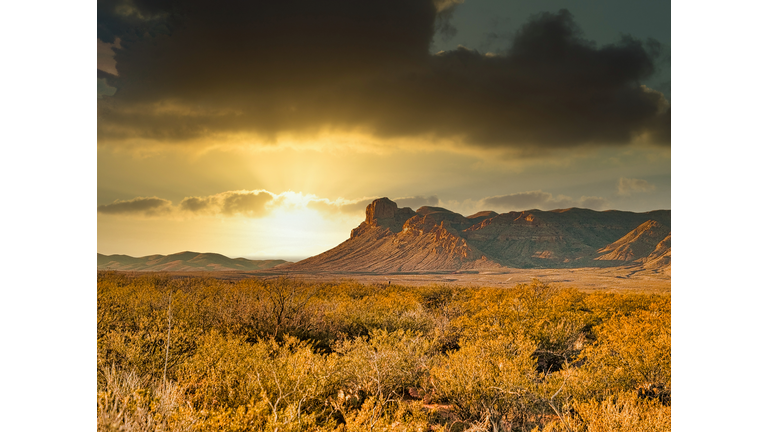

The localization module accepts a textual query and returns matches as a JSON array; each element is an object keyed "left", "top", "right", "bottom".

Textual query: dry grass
[{"left": 140, "top": 265, "right": 670, "bottom": 294}]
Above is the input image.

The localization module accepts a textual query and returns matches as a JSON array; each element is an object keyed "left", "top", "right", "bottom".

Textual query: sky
[{"left": 97, "top": 0, "right": 671, "bottom": 259}]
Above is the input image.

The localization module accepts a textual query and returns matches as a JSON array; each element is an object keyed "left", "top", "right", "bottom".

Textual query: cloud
[
  {"left": 180, "top": 190, "right": 274, "bottom": 217},
  {"left": 307, "top": 195, "right": 442, "bottom": 216},
  {"left": 394, "top": 195, "right": 439, "bottom": 209},
  {"left": 178, "top": 196, "right": 214, "bottom": 213},
  {"left": 98, "top": 190, "right": 274, "bottom": 218},
  {"left": 617, "top": 177, "right": 655, "bottom": 196},
  {"left": 97, "top": 197, "right": 172, "bottom": 216},
  {"left": 101, "top": 189, "right": 381, "bottom": 219},
  {"left": 433, "top": 0, "right": 464, "bottom": 13},
  {"left": 306, "top": 198, "right": 371, "bottom": 216},
  {"left": 97, "top": 3, "right": 670, "bottom": 150},
  {"left": 579, "top": 196, "right": 610, "bottom": 210},
  {"left": 480, "top": 190, "right": 608, "bottom": 211},
  {"left": 97, "top": 38, "right": 120, "bottom": 76},
  {"left": 98, "top": 190, "right": 614, "bottom": 220},
  {"left": 220, "top": 191, "right": 274, "bottom": 216},
  {"left": 97, "top": 78, "right": 117, "bottom": 98}
]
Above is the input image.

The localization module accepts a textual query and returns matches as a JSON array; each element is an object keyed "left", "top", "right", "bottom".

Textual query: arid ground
[{"left": 123, "top": 266, "right": 670, "bottom": 294}]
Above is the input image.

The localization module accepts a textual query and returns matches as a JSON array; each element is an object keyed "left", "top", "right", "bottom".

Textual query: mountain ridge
[{"left": 282, "top": 198, "right": 671, "bottom": 273}]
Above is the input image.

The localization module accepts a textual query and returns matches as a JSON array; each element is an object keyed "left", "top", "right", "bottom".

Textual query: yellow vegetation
[{"left": 97, "top": 272, "right": 671, "bottom": 431}]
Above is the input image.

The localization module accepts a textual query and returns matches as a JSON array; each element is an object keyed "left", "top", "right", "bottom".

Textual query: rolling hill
[{"left": 97, "top": 251, "right": 290, "bottom": 272}]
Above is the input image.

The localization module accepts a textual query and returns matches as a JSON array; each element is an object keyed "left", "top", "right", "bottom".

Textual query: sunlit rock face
[
  {"left": 285, "top": 198, "right": 671, "bottom": 273},
  {"left": 365, "top": 197, "right": 397, "bottom": 224},
  {"left": 353, "top": 198, "right": 417, "bottom": 237}
]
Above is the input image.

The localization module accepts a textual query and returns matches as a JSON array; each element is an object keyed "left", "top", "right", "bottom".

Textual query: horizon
[
  {"left": 97, "top": 250, "right": 308, "bottom": 262},
  {"left": 97, "top": 200, "right": 671, "bottom": 258}
]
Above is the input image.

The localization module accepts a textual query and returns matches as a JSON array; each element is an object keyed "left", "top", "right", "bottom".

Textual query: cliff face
[
  {"left": 283, "top": 198, "right": 671, "bottom": 272},
  {"left": 351, "top": 197, "right": 416, "bottom": 237}
]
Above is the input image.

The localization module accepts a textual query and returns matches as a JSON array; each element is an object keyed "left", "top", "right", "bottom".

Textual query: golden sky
[{"left": 98, "top": 0, "right": 671, "bottom": 259}]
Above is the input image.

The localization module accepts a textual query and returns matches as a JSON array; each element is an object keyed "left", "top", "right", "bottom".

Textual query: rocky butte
[{"left": 282, "top": 198, "right": 671, "bottom": 274}]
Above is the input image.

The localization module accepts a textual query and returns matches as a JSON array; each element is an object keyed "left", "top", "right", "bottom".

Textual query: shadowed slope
[
  {"left": 595, "top": 220, "right": 670, "bottom": 262},
  {"left": 639, "top": 233, "right": 671, "bottom": 274}
]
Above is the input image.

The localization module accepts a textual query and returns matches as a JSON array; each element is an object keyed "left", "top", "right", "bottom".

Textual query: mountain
[
  {"left": 282, "top": 198, "right": 671, "bottom": 272},
  {"left": 638, "top": 233, "right": 672, "bottom": 274},
  {"left": 595, "top": 220, "right": 670, "bottom": 262},
  {"left": 97, "top": 251, "right": 290, "bottom": 272},
  {"left": 286, "top": 199, "right": 502, "bottom": 272}
]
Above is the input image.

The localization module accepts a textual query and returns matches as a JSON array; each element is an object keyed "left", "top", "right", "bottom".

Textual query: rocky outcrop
[
  {"left": 366, "top": 197, "right": 398, "bottom": 223},
  {"left": 351, "top": 197, "right": 416, "bottom": 237},
  {"left": 414, "top": 206, "right": 473, "bottom": 230},
  {"left": 282, "top": 198, "right": 672, "bottom": 273}
]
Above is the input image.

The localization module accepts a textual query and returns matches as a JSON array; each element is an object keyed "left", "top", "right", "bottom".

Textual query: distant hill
[
  {"left": 97, "top": 251, "right": 290, "bottom": 272},
  {"left": 281, "top": 197, "right": 671, "bottom": 273},
  {"left": 595, "top": 220, "right": 670, "bottom": 262},
  {"left": 638, "top": 233, "right": 671, "bottom": 275}
]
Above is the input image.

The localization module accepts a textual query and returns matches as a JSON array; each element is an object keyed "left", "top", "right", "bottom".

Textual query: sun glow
[{"left": 243, "top": 204, "right": 360, "bottom": 259}]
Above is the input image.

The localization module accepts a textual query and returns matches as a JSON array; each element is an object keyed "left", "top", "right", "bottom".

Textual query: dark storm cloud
[
  {"left": 97, "top": 197, "right": 172, "bottom": 215},
  {"left": 395, "top": 195, "right": 439, "bottom": 209},
  {"left": 98, "top": 2, "right": 670, "bottom": 148},
  {"left": 97, "top": 69, "right": 116, "bottom": 80},
  {"left": 481, "top": 191, "right": 608, "bottom": 211}
]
